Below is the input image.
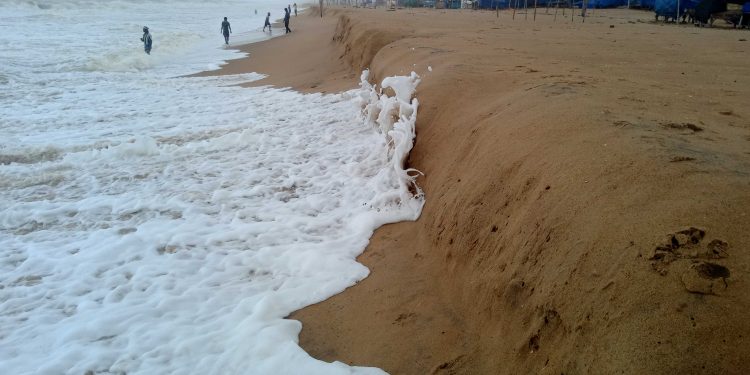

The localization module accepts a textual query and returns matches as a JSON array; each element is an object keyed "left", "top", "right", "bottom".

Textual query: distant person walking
[
  {"left": 294, "top": 3, "right": 298, "bottom": 16},
  {"left": 283, "top": 8, "right": 291, "bottom": 33},
  {"left": 220, "top": 17, "right": 232, "bottom": 45},
  {"left": 263, "top": 12, "right": 272, "bottom": 32},
  {"left": 140, "top": 26, "right": 152, "bottom": 55}
]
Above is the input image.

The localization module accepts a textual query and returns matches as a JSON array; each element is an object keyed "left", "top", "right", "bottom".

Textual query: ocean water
[{"left": 0, "top": 1, "right": 423, "bottom": 374}]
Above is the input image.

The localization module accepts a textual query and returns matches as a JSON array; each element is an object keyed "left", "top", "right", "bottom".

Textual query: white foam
[
  {"left": 2, "top": 15, "right": 424, "bottom": 375},
  {"left": 2, "top": 1, "right": 424, "bottom": 373},
  {"left": 1, "top": 69, "right": 423, "bottom": 375}
]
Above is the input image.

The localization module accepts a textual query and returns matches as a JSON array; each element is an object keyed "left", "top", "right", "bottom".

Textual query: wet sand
[
  {"left": 196, "top": 12, "right": 357, "bottom": 93},
  {"left": 208, "top": 7, "right": 750, "bottom": 374}
]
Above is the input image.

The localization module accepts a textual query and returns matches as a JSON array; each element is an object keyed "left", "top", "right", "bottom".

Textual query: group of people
[
  {"left": 140, "top": 3, "right": 299, "bottom": 54},
  {"left": 266, "top": 4, "right": 298, "bottom": 34}
]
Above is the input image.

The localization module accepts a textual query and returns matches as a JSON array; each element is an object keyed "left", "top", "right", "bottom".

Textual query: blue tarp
[
  {"left": 693, "top": 0, "right": 727, "bottom": 21},
  {"left": 654, "top": 0, "right": 700, "bottom": 16},
  {"left": 582, "top": 0, "right": 629, "bottom": 7},
  {"left": 477, "top": 0, "right": 628, "bottom": 7},
  {"left": 477, "top": 0, "right": 508, "bottom": 8},
  {"left": 743, "top": 1, "right": 750, "bottom": 12},
  {"left": 477, "top": 0, "right": 546, "bottom": 8}
]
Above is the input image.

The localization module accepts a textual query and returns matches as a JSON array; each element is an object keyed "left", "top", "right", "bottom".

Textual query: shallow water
[{"left": 0, "top": 1, "right": 422, "bottom": 374}]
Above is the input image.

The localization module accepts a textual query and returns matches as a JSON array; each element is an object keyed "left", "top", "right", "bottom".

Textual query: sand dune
[{"left": 209, "top": 7, "right": 750, "bottom": 374}]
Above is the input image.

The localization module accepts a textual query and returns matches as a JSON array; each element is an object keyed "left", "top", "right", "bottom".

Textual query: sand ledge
[{"left": 220, "top": 7, "right": 749, "bottom": 374}]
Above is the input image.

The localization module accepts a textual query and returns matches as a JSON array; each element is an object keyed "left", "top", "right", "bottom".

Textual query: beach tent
[
  {"left": 655, "top": 0, "right": 701, "bottom": 18},
  {"left": 693, "top": 0, "right": 727, "bottom": 22},
  {"left": 580, "top": 0, "right": 629, "bottom": 7},
  {"left": 477, "top": 0, "right": 540, "bottom": 7},
  {"left": 741, "top": 2, "right": 750, "bottom": 26},
  {"left": 477, "top": 0, "right": 628, "bottom": 8},
  {"left": 624, "top": 0, "right": 656, "bottom": 7},
  {"left": 478, "top": 0, "right": 509, "bottom": 7}
]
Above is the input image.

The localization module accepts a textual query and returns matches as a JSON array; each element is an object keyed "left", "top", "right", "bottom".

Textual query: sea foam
[
  {"left": 0, "top": 70, "right": 423, "bottom": 374},
  {"left": 2, "top": 1, "right": 423, "bottom": 372}
]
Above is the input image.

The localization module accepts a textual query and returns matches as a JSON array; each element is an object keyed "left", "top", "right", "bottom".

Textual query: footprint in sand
[
  {"left": 681, "top": 262, "right": 731, "bottom": 295},
  {"left": 431, "top": 354, "right": 466, "bottom": 374},
  {"left": 669, "top": 156, "right": 696, "bottom": 163},
  {"left": 648, "top": 227, "right": 731, "bottom": 295},
  {"left": 661, "top": 122, "right": 703, "bottom": 133},
  {"left": 393, "top": 312, "right": 417, "bottom": 326}
]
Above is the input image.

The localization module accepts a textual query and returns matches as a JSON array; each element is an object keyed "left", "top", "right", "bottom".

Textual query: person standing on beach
[
  {"left": 220, "top": 17, "right": 232, "bottom": 45},
  {"left": 283, "top": 8, "right": 291, "bottom": 34},
  {"left": 263, "top": 12, "right": 272, "bottom": 32},
  {"left": 140, "top": 26, "right": 152, "bottom": 55},
  {"left": 294, "top": 3, "right": 298, "bottom": 16}
]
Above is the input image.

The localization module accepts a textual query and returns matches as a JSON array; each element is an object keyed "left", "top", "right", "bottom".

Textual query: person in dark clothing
[
  {"left": 140, "top": 26, "right": 152, "bottom": 55},
  {"left": 220, "top": 17, "right": 232, "bottom": 45},
  {"left": 263, "top": 12, "right": 271, "bottom": 32},
  {"left": 283, "top": 8, "right": 291, "bottom": 33}
]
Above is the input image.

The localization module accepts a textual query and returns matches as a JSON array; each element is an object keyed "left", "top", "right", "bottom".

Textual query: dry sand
[{"left": 206, "top": 7, "right": 750, "bottom": 374}]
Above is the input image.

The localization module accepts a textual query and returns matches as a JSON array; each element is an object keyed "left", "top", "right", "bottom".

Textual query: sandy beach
[{"left": 208, "top": 7, "right": 750, "bottom": 374}]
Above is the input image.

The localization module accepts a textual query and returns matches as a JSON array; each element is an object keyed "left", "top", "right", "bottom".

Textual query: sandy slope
[{"left": 207, "top": 7, "right": 750, "bottom": 374}]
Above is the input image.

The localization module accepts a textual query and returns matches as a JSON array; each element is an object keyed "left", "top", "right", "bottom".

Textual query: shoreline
[
  {"left": 206, "top": 7, "right": 749, "bottom": 374},
  {"left": 194, "top": 10, "right": 358, "bottom": 93}
]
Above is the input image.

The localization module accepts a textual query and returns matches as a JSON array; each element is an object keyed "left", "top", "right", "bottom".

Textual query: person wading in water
[
  {"left": 263, "top": 12, "right": 271, "bottom": 32},
  {"left": 140, "top": 26, "right": 152, "bottom": 55},
  {"left": 220, "top": 17, "right": 232, "bottom": 44}
]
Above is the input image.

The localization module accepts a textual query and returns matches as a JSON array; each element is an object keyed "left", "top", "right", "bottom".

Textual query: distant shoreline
[{"left": 191, "top": 8, "right": 357, "bottom": 93}]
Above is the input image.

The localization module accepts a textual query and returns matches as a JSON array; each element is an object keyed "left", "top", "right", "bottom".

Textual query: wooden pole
[
  {"left": 582, "top": 0, "right": 587, "bottom": 22},
  {"left": 571, "top": 0, "right": 574, "bottom": 22},
  {"left": 513, "top": 0, "right": 517, "bottom": 19},
  {"left": 320, "top": 0, "right": 323, "bottom": 17},
  {"left": 534, "top": 0, "right": 537, "bottom": 20},
  {"left": 554, "top": 0, "right": 559, "bottom": 20},
  {"left": 524, "top": 0, "right": 528, "bottom": 20}
]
